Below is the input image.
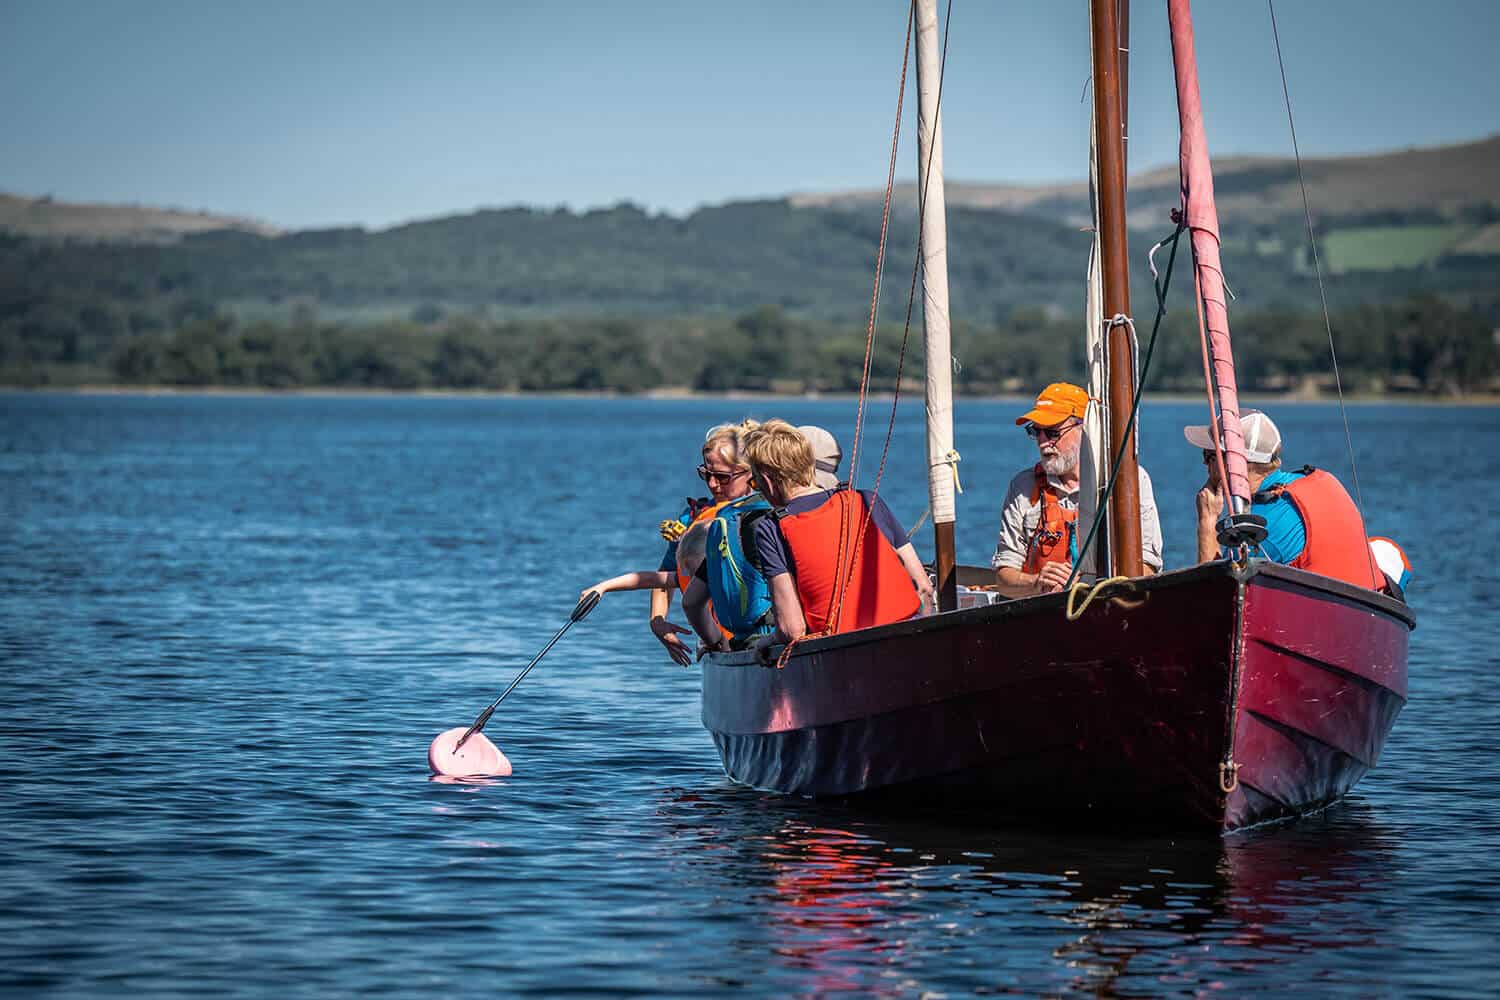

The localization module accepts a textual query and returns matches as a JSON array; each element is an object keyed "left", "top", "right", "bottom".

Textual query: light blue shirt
[{"left": 1249, "top": 470, "right": 1308, "bottom": 564}]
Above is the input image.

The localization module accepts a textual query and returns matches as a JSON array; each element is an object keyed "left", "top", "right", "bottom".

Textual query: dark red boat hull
[{"left": 700, "top": 560, "right": 1412, "bottom": 832}]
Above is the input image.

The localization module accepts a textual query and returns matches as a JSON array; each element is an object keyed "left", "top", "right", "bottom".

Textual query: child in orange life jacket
[
  {"left": 725, "top": 419, "right": 932, "bottom": 650},
  {"left": 992, "top": 383, "right": 1163, "bottom": 598},
  {"left": 1188, "top": 410, "right": 1388, "bottom": 591},
  {"left": 581, "top": 421, "right": 757, "bottom": 665}
]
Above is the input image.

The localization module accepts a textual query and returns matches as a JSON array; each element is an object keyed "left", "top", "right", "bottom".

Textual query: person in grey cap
[
  {"left": 1187, "top": 409, "right": 1380, "bottom": 589},
  {"left": 797, "top": 425, "right": 843, "bottom": 490}
]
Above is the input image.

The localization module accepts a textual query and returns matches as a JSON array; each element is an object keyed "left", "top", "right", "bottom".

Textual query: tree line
[{"left": 3, "top": 296, "right": 1492, "bottom": 396}]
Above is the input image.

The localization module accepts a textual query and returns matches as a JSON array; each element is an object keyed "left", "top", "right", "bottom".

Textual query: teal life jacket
[{"left": 704, "top": 493, "right": 774, "bottom": 641}]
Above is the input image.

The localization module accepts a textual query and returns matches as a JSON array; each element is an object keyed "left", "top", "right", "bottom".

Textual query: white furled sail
[
  {"left": 1078, "top": 110, "right": 1110, "bottom": 580},
  {"left": 914, "top": 0, "right": 959, "bottom": 605}
]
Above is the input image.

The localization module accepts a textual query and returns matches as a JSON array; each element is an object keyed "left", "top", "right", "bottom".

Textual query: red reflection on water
[{"left": 761, "top": 822, "right": 904, "bottom": 996}]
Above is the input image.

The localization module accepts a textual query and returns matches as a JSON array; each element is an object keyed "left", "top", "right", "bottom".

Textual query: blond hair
[
  {"left": 702, "top": 419, "right": 760, "bottom": 470},
  {"left": 743, "top": 419, "right": 815, "bottom": 490},
  {"left": 1248, "top": 447, "right": 1283, "bottom": 479}
]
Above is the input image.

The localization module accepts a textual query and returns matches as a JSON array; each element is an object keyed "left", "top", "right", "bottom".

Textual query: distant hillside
[
  {"left": 1, "top": 134, "right": 1497, "bottom": 395},
  {"left": 6, "top": 134, "right": 1495, "bottom": 246},
  {"left": 0, "top": 193, "right": 280, "bottom": 244},
  {"left": 795, "top": 134, "right": 1500, "bottom": 230},
  {"left": 0, "top": 200, "right": 1109, "bottom": 325}
]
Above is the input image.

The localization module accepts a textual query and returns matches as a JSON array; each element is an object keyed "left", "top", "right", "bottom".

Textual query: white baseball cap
[{"left": 1184, "top": 410, "right": 1282, "bottom": 464}]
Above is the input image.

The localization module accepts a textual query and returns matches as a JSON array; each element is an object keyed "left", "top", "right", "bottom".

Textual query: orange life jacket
[
  {"left": 1022, "top": 464, "right": 1078, "bottom": 575},
  {"left": 775, "top": 489, "right": 921, "bottom": 635},
  {"left": 1255, "top": 467, "right": 1381, "bottom": 590}
]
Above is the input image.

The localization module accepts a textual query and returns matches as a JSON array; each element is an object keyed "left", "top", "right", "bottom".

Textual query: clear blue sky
[{"left": 4, "top": 0, "right": 1495, "bottom": 230}]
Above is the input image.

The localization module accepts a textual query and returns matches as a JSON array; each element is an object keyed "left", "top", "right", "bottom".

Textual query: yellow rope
[
  {"left": 1064, "top": 575, "right": 1144, "bottom": 621},
  {"left": 935, "top": 449, "right": 963, "bottom": 494}
]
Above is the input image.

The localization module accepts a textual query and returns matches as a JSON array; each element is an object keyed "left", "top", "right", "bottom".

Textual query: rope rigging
[
  {"left": 1266, "top": 0, "right": 1367, "bottom": 518},
  {"left": 852, "top": 0, "right": 954, "bottom": 613},
  {"left": 1064, "top": 221, "right": 1185, "bottom": 593},
  {"left": 778, "top": 0, "right": 951, "bottom": 667}
]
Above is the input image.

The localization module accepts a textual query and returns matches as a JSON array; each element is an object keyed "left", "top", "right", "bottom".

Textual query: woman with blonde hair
[{"left": 581, "top": 420, "right": 759, "bottom": 664}]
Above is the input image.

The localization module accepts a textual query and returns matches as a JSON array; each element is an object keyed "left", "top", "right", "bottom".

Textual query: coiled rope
[{"left": 1064, "top": 575, "right": 1144, "bottom": 621}]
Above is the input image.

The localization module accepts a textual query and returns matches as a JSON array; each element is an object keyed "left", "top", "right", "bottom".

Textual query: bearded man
[{"left": 991, "top": 382, "right": 1163, "bottom": 598}]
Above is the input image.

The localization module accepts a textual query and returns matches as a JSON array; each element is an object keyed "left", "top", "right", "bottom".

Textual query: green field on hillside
[{"left": 1324, "top": 224, "right": 1471, "bottom": 272}]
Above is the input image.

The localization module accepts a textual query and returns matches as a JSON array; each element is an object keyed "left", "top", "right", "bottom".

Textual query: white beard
[{"left": 1041, "top": 446, "right": 1079, "bottom": 478}]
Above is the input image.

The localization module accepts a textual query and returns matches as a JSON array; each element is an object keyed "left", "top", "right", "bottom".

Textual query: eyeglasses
[
  {"left": 698, "top": 464, "right": 748, "bottom": 486},
  {"left": 1025, "top": 420, "right": 1080, "bottom": 442},
  {"left": 1202, "top": 450, "right": 1218, "bottom": 466}
]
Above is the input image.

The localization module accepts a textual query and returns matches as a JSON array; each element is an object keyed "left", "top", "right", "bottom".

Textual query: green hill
[
  {"left": 799, "top": 134, "right": 1500, "bottom": 231},
  {"left": 2, "top": 135, "right": 1497, "bottom": 393}
]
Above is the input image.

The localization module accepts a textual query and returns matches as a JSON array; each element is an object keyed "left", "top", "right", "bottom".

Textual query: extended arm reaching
[{"left": 580, "top": 570, "right": 674, "bottom": 600}]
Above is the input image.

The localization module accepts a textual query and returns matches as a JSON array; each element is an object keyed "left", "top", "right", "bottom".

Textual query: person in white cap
[
  {"left": 1187, "top": 410, "right": 1382, "bottom": 589},
  {"left": 797, "top": 425, "right": 843, "bottom": 490}
]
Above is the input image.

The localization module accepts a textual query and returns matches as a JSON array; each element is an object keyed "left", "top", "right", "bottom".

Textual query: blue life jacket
[{"left": 704, "top": 493, "right": 774, "bottom": 640}]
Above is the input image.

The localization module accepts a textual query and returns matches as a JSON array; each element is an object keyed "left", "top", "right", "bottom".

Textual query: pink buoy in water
[{"left": 427, "top": 727, "right": 512, "bottom": 778}]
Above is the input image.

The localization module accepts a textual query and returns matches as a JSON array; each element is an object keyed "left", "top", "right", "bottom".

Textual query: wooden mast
[
  {"left": 914, "top": 0, "right": 958, "bottom": 611},
  {"left": 1089, "top": 0, "right": 1143, "bottom": 577}
]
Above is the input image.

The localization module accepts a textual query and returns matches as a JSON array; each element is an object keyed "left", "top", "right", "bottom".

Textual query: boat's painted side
[
  {"left": 700, "top": 560, "right": 1412, "bottom": 831},
  {"left": 1226, "top": 565, "right": 1410, "bottom": 827}
]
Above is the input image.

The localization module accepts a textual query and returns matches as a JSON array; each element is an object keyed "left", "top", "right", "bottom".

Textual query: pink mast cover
[{"left": 1169, "top": 0, "right": 1250, "bottom": 508}]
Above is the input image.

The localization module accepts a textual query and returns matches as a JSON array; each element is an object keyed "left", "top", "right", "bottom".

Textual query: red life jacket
[
  {"left": 1021, "top": 463, "right": 1078, "bottom": 575},
  {"left": 1256, "top": 467, "right": 1381, "bottom": 590},
  {"left": 776, "top": 490, "right": 921, "bottom": 635}
]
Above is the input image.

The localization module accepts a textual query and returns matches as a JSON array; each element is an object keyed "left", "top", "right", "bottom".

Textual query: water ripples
[{"left": 2, "top": 394, "right": 1498, "bottom": 997}]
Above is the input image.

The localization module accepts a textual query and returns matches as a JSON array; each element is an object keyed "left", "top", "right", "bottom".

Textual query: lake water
[{"left": 2, "top": 392, "right": 1497, "bottom": 997}]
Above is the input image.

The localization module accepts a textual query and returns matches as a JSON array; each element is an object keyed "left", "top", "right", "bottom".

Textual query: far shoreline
[{"left": 4, "top": 383, "right": 1500, "bottom": 406}]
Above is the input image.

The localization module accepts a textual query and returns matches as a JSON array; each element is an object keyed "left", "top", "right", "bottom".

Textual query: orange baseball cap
[{"left": 1015, "top": 382, "right": 1090, "bottom": 426}]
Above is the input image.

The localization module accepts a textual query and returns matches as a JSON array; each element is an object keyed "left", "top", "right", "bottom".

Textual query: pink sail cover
[{"left": 1169, "top": 0, "right": 1250, "bottom": 507}]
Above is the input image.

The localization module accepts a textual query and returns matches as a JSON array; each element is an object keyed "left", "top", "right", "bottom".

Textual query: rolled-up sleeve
[
  {"left": 991, "top": 471, "right": 1035, "bottom": 571},
  {"left": 1138, "top": 467, "right": 1163, "bottom": 570}
]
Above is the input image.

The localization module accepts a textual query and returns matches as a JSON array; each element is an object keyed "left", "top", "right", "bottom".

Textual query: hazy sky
[{"left": 4, "top": 1, "right": 1496, "bottom": 230}]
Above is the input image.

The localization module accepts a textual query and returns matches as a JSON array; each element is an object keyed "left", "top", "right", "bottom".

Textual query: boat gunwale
[{"left": 703, "top": 558, "right": 1415, "bottom": 670}]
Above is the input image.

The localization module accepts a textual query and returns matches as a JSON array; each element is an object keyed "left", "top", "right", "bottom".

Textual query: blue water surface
[{"left": 1, "top": 392, "right": 1497, "bottom": 998}]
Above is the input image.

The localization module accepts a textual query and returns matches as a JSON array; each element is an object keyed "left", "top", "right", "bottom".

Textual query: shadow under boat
[{"left": 701, "top": 558, "right": 1414, "bottom": 833}]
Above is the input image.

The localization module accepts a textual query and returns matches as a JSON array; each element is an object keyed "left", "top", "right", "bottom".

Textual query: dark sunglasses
[
  {"left": 697, "top": 464, "right": 748, "bottom": 486},
  {"left": 1025, "top": 420, "right": 1079, "bottom": 442}
]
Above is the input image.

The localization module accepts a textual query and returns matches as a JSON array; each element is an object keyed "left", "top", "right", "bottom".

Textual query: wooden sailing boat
[{"left": 699, "top": 0, "right": 1414, "bottom": 832}]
